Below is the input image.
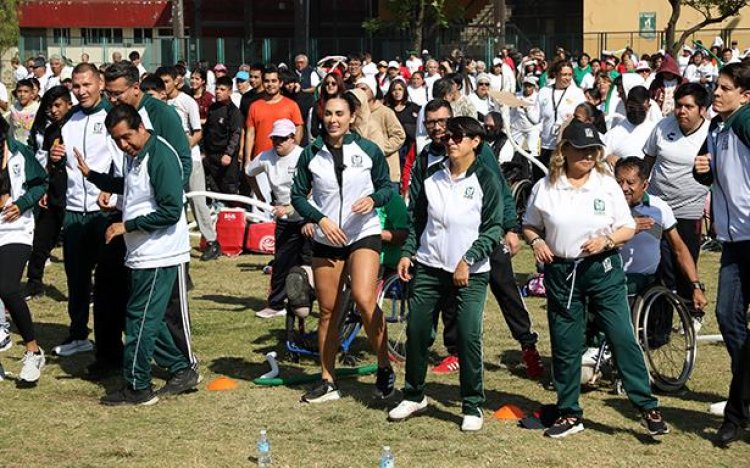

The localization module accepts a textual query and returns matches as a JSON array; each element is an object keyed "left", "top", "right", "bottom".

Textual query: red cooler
[
  {"left": 216, "top": 208, "right": 246, "bottom": 256},
  {"left": 245, "top": 222, "right": 276, "bottom": 254}
]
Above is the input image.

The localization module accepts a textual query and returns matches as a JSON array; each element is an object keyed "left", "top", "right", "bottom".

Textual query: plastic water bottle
[
  {"left": 256, "top": 429, "right": 271, "bottom": 467},
  {"left": 379, "top": 446, "right": 395, "bottom": 468}
]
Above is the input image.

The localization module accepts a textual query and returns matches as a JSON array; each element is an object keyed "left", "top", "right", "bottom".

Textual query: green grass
[{"left": 1, "top": 245, "right": 749, "bottom": 467}]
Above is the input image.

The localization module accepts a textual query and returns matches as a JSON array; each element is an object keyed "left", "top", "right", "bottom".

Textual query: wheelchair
[
  {"left": 582, "top": 284, "right": 697, "bottom": 393},
  {"left": 283, "top": 266, "right": 363, "bottom": 366}
]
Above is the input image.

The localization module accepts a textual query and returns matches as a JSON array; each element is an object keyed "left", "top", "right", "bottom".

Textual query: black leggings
[{"left": 0, "top": 244, "right": 35, "bottom": 342}]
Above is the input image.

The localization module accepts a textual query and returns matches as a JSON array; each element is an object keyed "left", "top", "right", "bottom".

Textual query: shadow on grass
[
  {"left": 195, "top": 294, "right": 267, "bottom": 312},
  {"left": 490, "top": 349, "right": 553, "bottom": 383},
  {"left": 602, "top": 396, "right": 720, "bottom": 443},
  {"left": 236, "top": 262, "right": 272, "bottom": 273},
  {"left": 38, "top": 283, "right": 67, "bottom": 302}
]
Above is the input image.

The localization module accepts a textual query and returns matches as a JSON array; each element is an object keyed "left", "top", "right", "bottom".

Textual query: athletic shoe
[
  {"left": 84, "top": 360, "right": 121, "bottom": 380},
  {"left": 544, "top": 416, "right": 585, "bottom": 438},
  {"left": 53, "top": 339, "right": 94, "bottom": 356},
  {"left": 157, "top": 367, "right": 200, "bottom": 396},
  {"left": 100, "top": 386, "right": 159, "bottom": 406},
  {"left": 24, "top": 280, "right": 44, "bottom": 301},
  {"left": 461, "top": 413, "right": 484, "bottom": 432},
  {"left": 641, "top": 409, "right": 670, "bottom": 437},
  {"left": 715, "top": 421, "right": 743, "bottom": 447},
  {"left": 301, "top": 379, "right": 341, "bottom": 404},
  {"left": 581, "top": 346, "right": 611, "bottom": 366},
  {"left": 0, "top": 328, "right": 12, "bottom": 352},
  {"left": 710, "top": 400, "right": 727, "bottom": 416},
  {"left": 200, "top": 241, "right": 220, "bottom": 261},
  {"left": 692, "top": 316, "right": 704, "bottom": 335},
  {"left": 374, "top": 366, "right": 396, "bottom": 399},
  {"left": 262, "top": 265, "right": 273, "bottom": 275},
  {"left": 19, "top": 349, "right": 45, "bottom": 383},
  {"left": 255, "top": 307, "right": 286, "bottom": 319},
  {"left": 388, "top": 397, "right": 428, "bottom": 421},
  {"left": 432, "top": 355, "right": 459, "bottom": 374},
  {"left": 522, "top": 345, "right": 544, "bottom": 379}
]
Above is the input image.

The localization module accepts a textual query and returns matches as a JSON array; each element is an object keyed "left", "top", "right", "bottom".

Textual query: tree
[
  {"left": 665, "top": 0, "right": 748, "bottom": 57},
  {"left": 0, "top": 0, "right": 19, "bottom": 72},
  {"left": 363, "top": 0, "right": 463, "bottom": 53}
]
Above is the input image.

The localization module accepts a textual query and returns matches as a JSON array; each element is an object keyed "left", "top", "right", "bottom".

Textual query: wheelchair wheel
[
  {"left": 631, "top": 286, "right": 697, "bottom": 392},
  {"left": 511, "top": 179, "right": 532, "bottom": 222},
  {"left": 377, "top": 274, "right": 410, "bottom": 362}
]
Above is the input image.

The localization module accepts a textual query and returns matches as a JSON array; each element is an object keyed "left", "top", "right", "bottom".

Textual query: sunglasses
[
  {"left": 271, "top": 135, "right": 293, "bottom": 142},
  {"left": 442, "top": 131, "right": 468, "bottom": 145}
]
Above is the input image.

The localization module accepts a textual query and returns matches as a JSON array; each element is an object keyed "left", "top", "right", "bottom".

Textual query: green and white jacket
[
  {"left": 0, "top": 138, "right": 48, "bottom": 247},
  {"left": 403, "top": 157, "right": 504, "bottom": 274},
  {"left": 137, "top": 93, "right": 192, "bottom": 186}
]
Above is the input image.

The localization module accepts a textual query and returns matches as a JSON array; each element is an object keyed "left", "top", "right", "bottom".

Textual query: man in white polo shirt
[{"left": 604, "top": 86, "right": 657, "bottom": 163}]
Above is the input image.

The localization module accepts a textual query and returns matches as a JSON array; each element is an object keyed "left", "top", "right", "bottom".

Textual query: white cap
[
  {"left": 522, "top": 76, "right": 539, "bottom": 86},
  {"left": 712, "top": 36, "right": 724, "bottom": 48},
  {"left": 476, "top": 73, "right": 492, "bottom": 84},
  {"left": 355, "top": 76, "right": 378, "bottom": 96},
  {"left": 421, "top": 49, "right": 429, "bottom": 55},
  {"left": 387, "top": 60, "right": 400, "bottom": 69},
  {"left": 635, "top": 60, "right": 651, "bottom": 72},
  {"left": 492, "top": 57, "right": 503, "bottom": 66}
]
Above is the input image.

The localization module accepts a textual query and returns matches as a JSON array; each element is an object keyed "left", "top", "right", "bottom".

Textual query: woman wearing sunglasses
[
  {"left": 291, "top": 92, "right": 395, "bottom": 404},
  {"left": 308, "top": 72, "right": 345, "bottom": 140},
  {"left": 522, "top": 119, "right": 668, "bottom": 439},
  {"left": 389, "top": 117, "right": 504, "bottom": 432}
]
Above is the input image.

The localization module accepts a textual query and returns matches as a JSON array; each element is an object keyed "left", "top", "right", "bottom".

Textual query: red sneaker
[
  {"left": 522, "top": 345, "right": 544, "bottom": 379},
  {"left": 432, "top": 355, "right": 460, "bottom": 374}
]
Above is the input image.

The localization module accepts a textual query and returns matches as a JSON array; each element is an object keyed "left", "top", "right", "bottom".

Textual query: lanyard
[{"left": 552, "top": 86, "right": 569, "bottom": 122}]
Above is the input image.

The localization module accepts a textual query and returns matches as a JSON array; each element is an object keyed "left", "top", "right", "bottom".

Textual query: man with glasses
[
  {"left": 345, "top": 54, "right": 366, "bottom": 89},
  {"left": 245, "top": 119, "right": 308, "bottom": 318}
]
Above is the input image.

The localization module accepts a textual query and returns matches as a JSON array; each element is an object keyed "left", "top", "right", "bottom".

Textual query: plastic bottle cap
[
  {"left": 260, "top": 430, "right": 267, "bottom": 435},
  {"left": 383, "top": 446, "right": 390, "bottom": 451}
]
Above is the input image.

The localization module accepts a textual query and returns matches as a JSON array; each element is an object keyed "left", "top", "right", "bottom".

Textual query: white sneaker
[
  {"left": 53, "top": 340, "right": 94, "bottom": 356},
  {"left": 581, "top": 347, "right": 600, "bottom": 366},
  {"left": 0, "top": 328, "right": 12, "bottom": 352},
  {"left": 19, "top": 349, "right": 45, "bottom": 383},
  {"left": 710, "top": 400, "right": 727, "bottom": 416},
  {"left": 255, "top": 307, "right": 286, "bottom": 319},
  {"left": 461, "top": 413, "right": 484, "bottom": 432},
  {"left": 388, "top": 397, "right": 428, "bottom": 421}
]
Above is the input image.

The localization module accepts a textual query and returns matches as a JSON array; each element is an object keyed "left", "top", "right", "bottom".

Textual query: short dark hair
[
  {"left": 140, "top": 74, "right": 165, "bottom": 93},
  {"left": 155, "top": 65, "right": 178, "bottom": 80},
  {"left": 105, "top": 104, "right": 143, "bottom": 132},
  {"left": 347, "top": 54, "right": 363, "bottom": 64},
  {"left": 15, "top": 78, "right": 33, "bottom": 90},
  {"left": 674, "top": 82, "right": 710, "bottom": 108},
  {"left": 432, "top": 78, "right": 453, "bottom": 100},
  {"left": 215, "top": 76, "right": 233, "bottom": 89},
  {"left": 615, "top": 156, "right": 649, "bottom": 181},
  {"left": 104, "top": 60, "right": 140, "bottom": 86},
  {"left": 72, "top": 62, "right": 99, "bottom": 77},
  {"left": 263, "top": 64, "right": 279, "bottom": 79},
  {"left": 128, "top": 50, "right": 140, "bottom": 61},
  {"left": 191, "top": 67, "right": 207, "bottom": 82},
  {"left": 719, "top": 61, "right": 750, "bottom": 90},
  {"left": 447, "top": 116, "right": 485, "bottom": 140},
  {"left": 424, "top": 98, "right": 453, "bottom": 116},
  {"left": 174, "top": 63, "right": 186, "bottom": 77},
  {"left": 250, "top": 62, "right": 264, "bottom": 73},
  {"left": 626, "top": 85, "right": 650, "bottom": 105}
]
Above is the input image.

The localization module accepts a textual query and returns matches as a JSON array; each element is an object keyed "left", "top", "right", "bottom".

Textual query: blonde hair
[{"left": 548, "top": 140, "right": 608, "bottom": 185}]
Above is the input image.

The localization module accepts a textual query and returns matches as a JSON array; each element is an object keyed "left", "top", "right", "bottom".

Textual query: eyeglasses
[
  {"left": 324, "top": 81, "right": 337, "bottom": 87},
  {"left": 425, "top": 118, "right": 449, "bottom": 128},
  {"left": 477, "top": 82, "right": 490, "bottom": 87},
  {"left": 271, "top": 135, "right": 293, "bottom": 142},
  {"left": 442, "top": 131, "right": 468, "bottom": 145}
]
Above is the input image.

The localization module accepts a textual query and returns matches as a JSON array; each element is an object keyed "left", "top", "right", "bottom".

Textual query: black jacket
[{"left": 204, "top": 101, "right": 243, "bottom": 157}]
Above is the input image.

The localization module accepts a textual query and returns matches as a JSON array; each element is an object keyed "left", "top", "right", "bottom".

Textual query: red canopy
[{"left": 19, "top": 0, "right": 175, "bottom": 28}]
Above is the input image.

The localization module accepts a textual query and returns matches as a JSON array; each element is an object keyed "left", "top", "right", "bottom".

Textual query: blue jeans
[{"left": 715, "top": 241, "right": 750, "bottom": 373}]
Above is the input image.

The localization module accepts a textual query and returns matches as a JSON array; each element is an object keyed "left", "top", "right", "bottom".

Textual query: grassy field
[{"left": 1, "top": 244, "right": 749, "bottom": 467}]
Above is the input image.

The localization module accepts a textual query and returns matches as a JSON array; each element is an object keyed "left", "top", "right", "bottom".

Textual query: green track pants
[
  {"left": 403, "top": 263, "right": 489, "bottom": 417},
  {"left": 544, "top": 251, "right": 657, "bottom": 417},
  {"left": 125, "top": 266, "right": 189, "bottom": 390}
]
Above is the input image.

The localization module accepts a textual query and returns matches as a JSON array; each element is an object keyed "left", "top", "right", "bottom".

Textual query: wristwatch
[
  {"left": 691, "top": 281, "right": 705, "bottom": 291},
  {"left": 462, "top": 255, "right": 475, "bottom": 267},
  {"left": 604, "top": 236, "right": 616, "bottom": 250}
]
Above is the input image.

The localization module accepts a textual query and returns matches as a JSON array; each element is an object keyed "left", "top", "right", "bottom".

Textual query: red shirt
[{"left": 193, "top": 91, "right": 214, "bottom": 121}]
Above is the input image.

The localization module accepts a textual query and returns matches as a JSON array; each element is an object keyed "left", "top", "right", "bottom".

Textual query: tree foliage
[
  {"left": 363, "top": 0, "right": 463, "bottom": 53},
  {"left": 666, "top": 0, "right": 748, "bottom": 57}
]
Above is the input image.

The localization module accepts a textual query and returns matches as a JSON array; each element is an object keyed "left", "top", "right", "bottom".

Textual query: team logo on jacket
[
  {"left": 351, "top": 154, "right": 363, "bottom": 168},
  {"left": 12, "top": 163, "right": 21, "bottom": 176},
  {"left": 93, "top": 122, "right": 104, "bottom": 134},
  {"left": 464, "top": 187, "right": 475, "bottom": 199},
  {"left": 593, "top": 198, "right": 605, "bottom": 214}
]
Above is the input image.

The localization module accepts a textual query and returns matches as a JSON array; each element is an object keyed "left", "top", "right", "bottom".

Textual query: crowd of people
[{"left": 0, "top": 39, "right": 749, "bottom": 444}]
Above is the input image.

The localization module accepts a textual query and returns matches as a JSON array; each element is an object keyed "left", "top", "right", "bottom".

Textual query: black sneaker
[
  {"left": 544, "top": 416, "right": 584, "bottom": 438},
  {"left": 157, "top": 367, "right": 200, "bottom": 396},
  {"left": 374, "top": 366, "right": 396, "bottom": 399},
  {"left": 200, "top": 241, "right": 221, "bottom": 261},
  {"left": 24, "top": 280, "right": 44, "bottom": 301},
  {"left": 101, "top": 386, "right": 159, "bottom": 406},
  {"left": 641, "top": 409, "right": 670, "bottom": 437},
  {"left": 84, "top": 359, "right": 121, "bottom": 380},
  {"left": 301, "top": 379, "right": 341, "bottom": 404}
]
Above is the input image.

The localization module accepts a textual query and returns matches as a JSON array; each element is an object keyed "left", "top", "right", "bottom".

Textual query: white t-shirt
[
  {"left": 531, "top": 85, "right": 586, "bottom": 150},
  {"left": 604, "top": 119, "right": 657, "bottom": 159},
  {"left": 0, "top": 82, "right": 8, "bottom": 104},
  {"left": 524, "top": 169, "right": 635, "bottom": 259},
  {"left": 407, "top": 86, "right": 428, "bottom": 107},
  {"left": 167, "top": 92, "right": 202, "bottom": 162},
  {"left": 643, "top": 115, "right": 710, "bottom": 219},
  {"left": 468, "top": 92, "right": 497, "bottom": 117},
  {"left": 245, "top": 146, "right": 303, "bottom": 221}
]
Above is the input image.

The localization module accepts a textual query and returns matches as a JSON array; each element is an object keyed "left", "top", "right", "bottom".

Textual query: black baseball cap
[{"left": 562, "top": 120, "right": 604, "bottom": 149}]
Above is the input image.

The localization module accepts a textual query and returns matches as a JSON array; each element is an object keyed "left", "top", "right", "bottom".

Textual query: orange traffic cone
[
  {"left": 206, "top": 376, "right": 238, "bottom": 391},
  {"left": 493, "top": 404, "right": 525, "bottom": 420}
]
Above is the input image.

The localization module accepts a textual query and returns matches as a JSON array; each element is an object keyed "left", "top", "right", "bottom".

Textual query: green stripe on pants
[
  {"left": 403, "top": 263, "right": 489, "bottom": 417},
  {"left": 125, "top": 266, "right": 189, "bottom": 390},
  {"left": 544, "top": 252, "right": 658, "bottom": 417}
]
